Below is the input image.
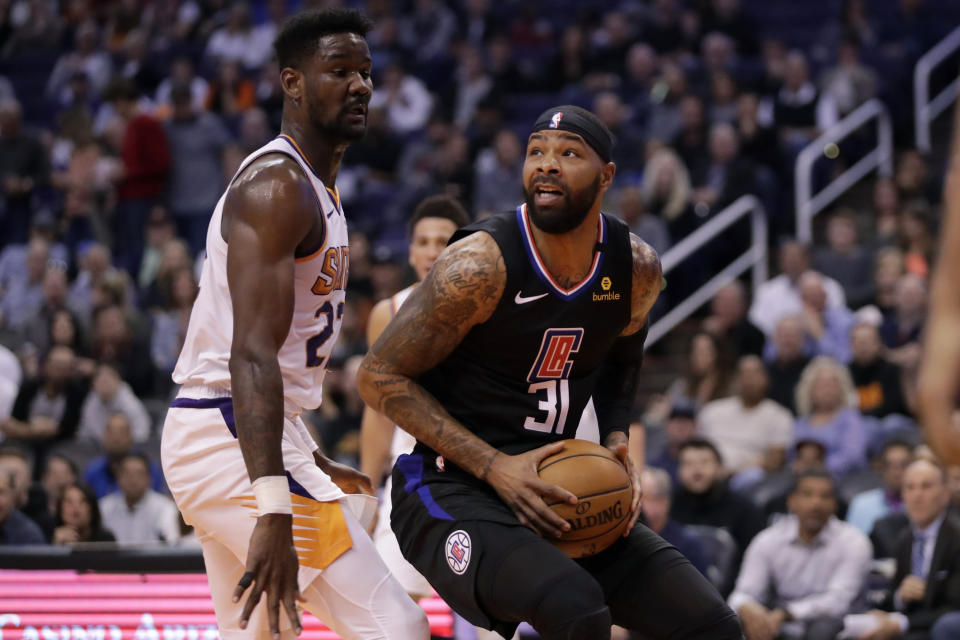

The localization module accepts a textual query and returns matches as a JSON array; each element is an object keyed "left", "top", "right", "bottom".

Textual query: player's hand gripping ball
[{"left": 537, "top": 439, "right": 632, "bottom": 558}]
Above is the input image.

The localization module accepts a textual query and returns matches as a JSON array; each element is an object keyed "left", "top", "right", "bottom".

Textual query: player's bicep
[
  {"left": 621, "top": 234, "right": 663, "bottom": 336},
  {"left": 226, "top": 216, "right": 296, "bottom": 354},
  {"left": 224, "top": 161, "right": 314, "bottom": 357},
  {"left": 371, "top": 232, "right": 505, "bottom": 377}
]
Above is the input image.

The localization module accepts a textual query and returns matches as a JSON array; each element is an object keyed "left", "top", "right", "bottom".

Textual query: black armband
[{"left": 594, "top": 321, "right": 648, "bottom": 443}]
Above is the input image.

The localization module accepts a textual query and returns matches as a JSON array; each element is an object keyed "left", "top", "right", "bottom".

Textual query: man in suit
[{"left": 861, "top": 459, "right": 960, "bottom": 639}]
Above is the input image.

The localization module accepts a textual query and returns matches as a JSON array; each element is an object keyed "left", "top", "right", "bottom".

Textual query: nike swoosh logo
[{"left": 514, "top": 291, "right": 549, "bottom": 305}]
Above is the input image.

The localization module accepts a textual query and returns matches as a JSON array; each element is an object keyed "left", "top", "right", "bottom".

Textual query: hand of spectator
[
  {"left": 692, "top": 186, "right": 719, "bottom": 207},
  {"left": 766, "top": 608, "right": 788, "bottom": 635},
  {"left": 53, "top": 526, "right": 80, "bottom": 545},
  {"left": 485, "top": 441, "right": 577, "bottom": 539},
  {"left": 897, "top": 575, "right": 926, "bottom": 603},
  {"left": 30, "top": 415, "right": 58, "bottom": 439},
  {"left": 888, "top": 343, "right": 922, "bottom": 371},
  {"left": 737, "top": 601, "right": 777, "bottom": 640},
  {"left": 801, "top": 306, "right": 824, "bottom": 338},
  {"left": 644, "top": 394, "right": 671, "bottom": 427},
  {"left": 859, "top": 611, "right": 902, "bottom": 640}
]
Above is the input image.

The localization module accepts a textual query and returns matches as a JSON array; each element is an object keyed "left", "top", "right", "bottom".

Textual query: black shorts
[{"left": 390, "top": 453, "right": 738, "bottom": 639}]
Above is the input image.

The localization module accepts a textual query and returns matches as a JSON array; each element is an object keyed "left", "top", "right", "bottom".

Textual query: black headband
[{"left": 531, "top": 106, "right": 613, "bottom": 163}]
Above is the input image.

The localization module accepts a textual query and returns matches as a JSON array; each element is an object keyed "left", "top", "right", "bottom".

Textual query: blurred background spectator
[{"left": 0, "top": 7, "right": 953, "bottom": 631}]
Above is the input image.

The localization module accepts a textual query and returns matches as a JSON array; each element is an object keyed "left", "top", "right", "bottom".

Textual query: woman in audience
[
  {"left": 41, "top": 454, "right": 77, "bottom": 522},
  {"left": 648, "top": 332, "right": 734, "bottom": 426},
  {"left": 793, "top": 356, "right": 869, "bottom": 477},
  {"left": 53, "top": 482, "right": 115, "bottom": 544}
]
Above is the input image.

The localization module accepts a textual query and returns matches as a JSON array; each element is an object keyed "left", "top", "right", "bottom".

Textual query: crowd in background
[{"left": 0, "top": 0, "right": 959, "bottom": 637}]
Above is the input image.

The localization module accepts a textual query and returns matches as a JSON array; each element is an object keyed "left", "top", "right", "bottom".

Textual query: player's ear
[
  {"left": 599, "top": 162, "right": 616, "bottom": 192},
  {"left": 280, "top": 67, "right": 305, "bottom": 102}
]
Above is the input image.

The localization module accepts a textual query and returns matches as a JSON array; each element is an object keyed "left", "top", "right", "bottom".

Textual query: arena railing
[
  {"left": 915, "top": 25, "right": 960, "bottom": 153},
  {"left": 795, "top": 98, "right": 894, "bottom": 245},
  {"left": 646, "top": 195, "right": 767, "bottom": 348}
]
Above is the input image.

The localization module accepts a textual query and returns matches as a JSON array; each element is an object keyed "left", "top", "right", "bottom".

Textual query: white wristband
[{"left": 252, "top": 476, "right": 292, "bottom": 516}]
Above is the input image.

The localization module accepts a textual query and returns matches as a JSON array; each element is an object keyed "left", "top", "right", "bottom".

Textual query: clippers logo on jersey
[
  {"left": 445, "top": 530, "right": 471, "bottom": 575},
  {"left": 549, "top": 111, "right": 564, "bottom": 129},
  {"left": 527, "top": 328, "right": 584, "bottom": 382},
  {"left": 310, "top": 246, "right": 350, "bottom": 296}
]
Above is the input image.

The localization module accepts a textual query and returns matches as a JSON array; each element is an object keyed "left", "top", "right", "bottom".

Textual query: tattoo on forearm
[
  {"left": 358, "top": 233, "right": 506, "bottom": 480},
  {"left": 480, "top": 451, "right": 500, "bottom": 480}
]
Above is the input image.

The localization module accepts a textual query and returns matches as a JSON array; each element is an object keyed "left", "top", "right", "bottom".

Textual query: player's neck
[
  {"left": 529, "top": 208, "right": 602, "bottom": 286},
  {"left": 280, "top": 122, "right": 348, "bottom": 186}
]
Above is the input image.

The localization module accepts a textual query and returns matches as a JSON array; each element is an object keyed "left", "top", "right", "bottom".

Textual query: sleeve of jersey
[{"left": 593, "top": 321, "right": 648, "bottom": 442}]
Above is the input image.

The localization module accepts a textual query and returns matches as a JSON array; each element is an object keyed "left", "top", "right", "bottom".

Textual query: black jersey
[{"left": 413, "top": 204, "right": 633, "bottom": 479}]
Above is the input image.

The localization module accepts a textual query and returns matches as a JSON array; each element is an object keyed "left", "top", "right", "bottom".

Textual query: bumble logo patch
[{"left": 593, "top": 277, "right": 621, "bottom": 301}]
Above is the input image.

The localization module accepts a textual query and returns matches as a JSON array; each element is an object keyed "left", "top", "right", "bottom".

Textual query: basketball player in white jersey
[
  {"left": 919, "top": 101, "right": 960, "bottom": 464},
  {"left": 160, "top": 9, "right": 429, "bottom": 639},
  {"left": 359, "top": 195, "right": 470, "bottom": 598}
]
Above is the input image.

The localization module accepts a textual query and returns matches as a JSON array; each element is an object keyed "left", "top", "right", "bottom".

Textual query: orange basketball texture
[{"left": 537, "top": 439, "right": 632, "bottom": 558}]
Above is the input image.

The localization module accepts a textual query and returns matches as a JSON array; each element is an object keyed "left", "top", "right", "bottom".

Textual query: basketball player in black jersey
[{"left": 358, "top": 106, "right": 742, "bottom": 640}]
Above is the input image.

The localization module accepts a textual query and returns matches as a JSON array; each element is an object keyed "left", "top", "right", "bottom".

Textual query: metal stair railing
[
  {"left": 646, "top": 195, "right": 767, "bottom": 348},
  {"left": 795, "top": 98, "right": 893, "bottom": 244},
  {"left": 915, "top": 25, "right": 960, "bottom": 153}
]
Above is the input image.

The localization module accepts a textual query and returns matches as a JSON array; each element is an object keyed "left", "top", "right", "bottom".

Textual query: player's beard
[
  {"left": 523, "top": 174, "right": 601, "bottom": 235},
  {"left": 306, "top": 88, "right": 368, "bottom": 142}
]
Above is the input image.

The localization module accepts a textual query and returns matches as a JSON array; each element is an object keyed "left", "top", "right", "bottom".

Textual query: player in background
[
  {"left": 358, "top": 105, "right": 742, "bottom": 639},
  {"left": 360, "top": 194, "right": 470, "bottom": 597},
  {"left": 918, "top": 102, "right": 960, "bottom": 465},
  {"left": 160, "top": 9, "right": 428, "bottom": 639}
]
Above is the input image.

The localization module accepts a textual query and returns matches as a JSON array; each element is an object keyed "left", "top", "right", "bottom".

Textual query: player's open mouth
[
  {"left": 534, "top": 185, "right": 564, "bottom": 206},
  {"left": 347, "top": 105, "right": 367, "bottom": 121}
]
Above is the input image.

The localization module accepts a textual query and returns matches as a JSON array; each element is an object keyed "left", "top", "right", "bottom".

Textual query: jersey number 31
[{"left": 524, "top": 329, "right": 583, "bottom": 434}]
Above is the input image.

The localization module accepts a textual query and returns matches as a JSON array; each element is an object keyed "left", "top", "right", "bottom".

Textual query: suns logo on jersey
[
  {"left": 310, "top": 246, "right": 350, "bottom": 296},
  {"left": 527, "top": 328, "right": 584, "bottom": 382}
]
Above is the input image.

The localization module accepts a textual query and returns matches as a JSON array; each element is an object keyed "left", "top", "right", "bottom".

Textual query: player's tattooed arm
[
  {"left": 359, "top": 232, "right": 577, "bottom": 537},
  {"left": 358, "top": 231, "right": 506, "bottom": 479},
  {"left": 621, "top": 233, "right": 663, "bottom": 337}
]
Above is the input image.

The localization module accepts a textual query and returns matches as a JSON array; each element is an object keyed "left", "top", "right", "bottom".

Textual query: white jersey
[
  {"left": 173, "top": 135, "right": 349, "bottom": 413},
  {"left": 387, "top": 285, "right": 417, "bottom": 463}
]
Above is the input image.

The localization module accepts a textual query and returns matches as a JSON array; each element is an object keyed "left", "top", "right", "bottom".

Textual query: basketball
[{"left": 537, "top": 439, "right": 633, "bottom": 558}]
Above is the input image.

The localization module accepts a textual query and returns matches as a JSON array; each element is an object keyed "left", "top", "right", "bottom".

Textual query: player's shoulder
[
  {"left": 426, "top": 230, "right": 506, "bottom": 315},
  {"left": 228, "top": 153, "right": 315, "bottom": 210},
  {"left": 224, "top": 152, "right": 316, "bottom": 236},
  {"left": 441, "top": 227, "right": 505, "bottom": 275},
  {"left": 629, "top": 233, "right": 661, "bottom": 274},
  {"left": 628, "top": 233, "right": 663, "bottom": 295}
]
